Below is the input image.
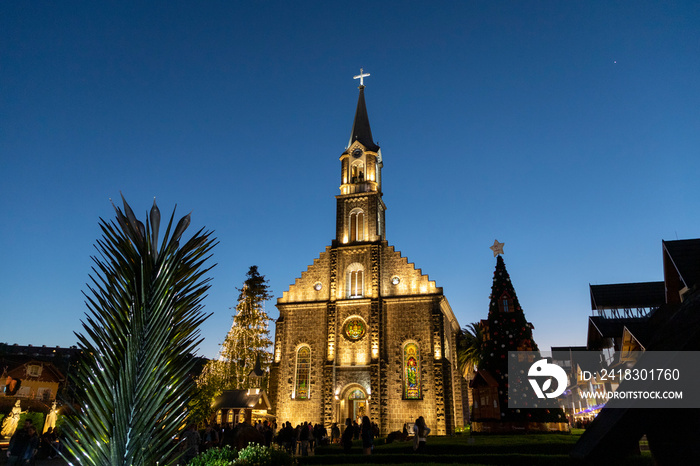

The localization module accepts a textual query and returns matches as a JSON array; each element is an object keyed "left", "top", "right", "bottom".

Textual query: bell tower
[{"left": 335, "top": 79, "right": 386, "bottom": 246}]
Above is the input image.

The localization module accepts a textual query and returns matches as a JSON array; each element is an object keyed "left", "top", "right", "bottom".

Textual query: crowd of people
[
  {"left": 4, "top": 414, "right": 431, "bottom": 464},
  {"left": 4, "top": 418, "right": 61, "bottom": 465},
  {"left": 178, "top": 415, "right": 429, "bottom": 459}
]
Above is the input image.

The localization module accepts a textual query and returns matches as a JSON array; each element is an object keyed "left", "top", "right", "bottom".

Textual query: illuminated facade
[{"left": 269, "top": 83, "right": 465, "bottom": 435}]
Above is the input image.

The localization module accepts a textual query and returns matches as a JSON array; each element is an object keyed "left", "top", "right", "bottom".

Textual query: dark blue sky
[{"left": 2, "top": 1, "right": 699, "bottom": 358}]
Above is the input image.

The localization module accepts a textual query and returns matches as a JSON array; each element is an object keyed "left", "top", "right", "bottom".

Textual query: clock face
[{"left": 352, "top": 148, "right": 363, "bottom": 158}]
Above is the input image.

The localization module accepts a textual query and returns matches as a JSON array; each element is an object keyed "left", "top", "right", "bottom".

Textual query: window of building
[
  {"left": 403, "top": 342, "right": 421, "bottom": 399},
  {"left": 37, "top": 387, "right": 52, "bottom": 402},
  {"left": 295, "top": 345, "right": 311, "bottom": 400},
  {"left": 499, "top": 293, "right": 512, "bottom": 313},
  {"left": 26, "top": 364, "right": 42, "bottom": 377},
  {"left": 349, "top": 209, "right": 364, "bottom": 242},
  {"left": 347, "top": 263, "right": 364, "bottom": 298},
  {"left": 351, "top": 161, "right": 364, "bottom": 183}
]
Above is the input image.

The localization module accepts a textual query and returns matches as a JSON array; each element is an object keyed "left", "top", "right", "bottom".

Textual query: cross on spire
[{"left": 353, "top": 68, "right": 370, "bottom": 86}]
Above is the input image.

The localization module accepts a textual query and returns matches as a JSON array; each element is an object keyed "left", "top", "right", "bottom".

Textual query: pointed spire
[{"left": 348, "top": 86, "right": 380, "bottom": 152}]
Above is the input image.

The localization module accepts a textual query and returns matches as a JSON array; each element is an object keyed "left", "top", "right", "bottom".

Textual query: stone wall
[
  {"left": 380, "top": 244, "right": 441, "bottom": 297},
  {"left": 279, "top": 248, "right": 331, "bottom": 303},
  {"left": 381, "top": 296, "right": 440, "bottom": 435},
  {"left": 273, "top": 302, "right": 327, "bottom": 426}
]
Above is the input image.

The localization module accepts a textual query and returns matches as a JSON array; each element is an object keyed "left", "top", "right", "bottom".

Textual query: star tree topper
[{"left": 490, "top": 239, "right": 505, "bottom": 257}]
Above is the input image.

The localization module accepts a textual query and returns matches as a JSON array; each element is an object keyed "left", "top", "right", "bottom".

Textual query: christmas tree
[
  {"left": 477, "top": 243, "right": 565, "bottom": 423},
  {"left": 194, "top": 266, "right": 273, "bottom": 421}
]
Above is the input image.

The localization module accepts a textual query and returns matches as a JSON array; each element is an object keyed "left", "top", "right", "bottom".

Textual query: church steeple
[
  {"left": 336, "top": 73, "right": 386, "bottom": 245},
  {"left": 348, "top": 85, "right": 379, "bottom": 152}
]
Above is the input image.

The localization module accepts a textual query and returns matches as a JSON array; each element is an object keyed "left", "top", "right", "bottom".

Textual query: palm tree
[
  {"left": 456, "top": 322, "right": 483, "bottom": 422},
  {"left": 457, "top": 322, "right": 484, "bottom": 377},
  {"left": 62, "top": 197, "right": 216, "bottom": 466}
]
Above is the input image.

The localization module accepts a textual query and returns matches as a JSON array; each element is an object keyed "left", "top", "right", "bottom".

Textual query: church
[{"left": 269, "top": 74, "right": 466, "bottom": 435}]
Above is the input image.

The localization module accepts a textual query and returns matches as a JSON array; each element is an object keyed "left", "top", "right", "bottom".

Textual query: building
[
  {"left": 0, "top": 344, "right": 79, "bottom": 414},
  {"left": 572, "top": 238, "right": 700, "bottom": 462},
  {"left": 268, "top": 80, "right": 465, "bottom": 435},
  {"left": 212, "top": 389, "right": 272, "bottom": 426}
]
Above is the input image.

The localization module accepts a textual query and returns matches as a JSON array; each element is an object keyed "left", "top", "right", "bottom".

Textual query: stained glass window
[
  {"left": 343, "top": 318, "right": 366, "bottom": 340},
  {"left": 348, "top": 389, "right": 365, "bottom": 400},
  {"left": 295, "top": 346, "right": 311, "bottom": 400},
  {"left": 403, "top": 343, "right": 421, "bottom": 399}
]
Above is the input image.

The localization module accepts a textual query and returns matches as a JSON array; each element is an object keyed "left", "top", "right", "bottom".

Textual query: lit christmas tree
[
  {"left": 475, "top": 240, "right": 565, "bottom": 424},
  {"left": 195, "top": 266, "right": 273, "bottom": 421}
]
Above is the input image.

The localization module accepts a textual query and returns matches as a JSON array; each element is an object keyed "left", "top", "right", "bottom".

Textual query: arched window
[
  {"left": 294, "top": 345, "right": 311, "bottom": 400},
  {"left": 403, "top": 342, "right": 421, "bottom": 399},
  {"left": 347, "top": 263, "right": 364, "bottom": 298},
  {"left": 349, "top": 209, "right": 365, "bottom": 242},
  {"left": 351, "top": 161, "right": 364, "bottom": 183}
]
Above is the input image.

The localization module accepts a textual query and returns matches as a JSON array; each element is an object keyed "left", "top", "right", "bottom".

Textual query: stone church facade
[{"left": 269, "top": 83, "right": 465, "bottom": 435}]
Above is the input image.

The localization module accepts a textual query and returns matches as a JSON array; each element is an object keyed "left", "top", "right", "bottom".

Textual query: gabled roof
[
  {"left": 347, "top": 86, "right": 379, "bottom": 152},
  {"left": 587, "top": 316, "right": 652, "bottom": 350},
  {"left": 212, "top": 389, "right": 271, "bottom": 411},
  {"left": 469, "top": 369, "right": 499, "bottom": 388},
  {"left": 663, "top": 239, "right": 700, "bottom": 290},
  {"left": 4, "top": 359, "right": 65, "bottom": 382},
  {"left": 589, "top": 282, "right": 665, "bottom": 310}
]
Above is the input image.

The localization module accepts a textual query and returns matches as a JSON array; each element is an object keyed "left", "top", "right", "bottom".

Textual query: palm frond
[
  {"left": 457, "top": 322, "right": 484, "bottom": 377},
  {"left": 62, "top": 198, "right": 217, "bottom": 466}
]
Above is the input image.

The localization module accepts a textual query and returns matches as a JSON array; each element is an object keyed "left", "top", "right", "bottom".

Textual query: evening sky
[{"left": 1, "top": 1, "right": 699, "bottom": 358}]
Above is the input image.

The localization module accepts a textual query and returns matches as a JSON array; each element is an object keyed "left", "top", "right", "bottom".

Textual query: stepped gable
[
  {"left": 279, "top": 247, "right": 331, "bottom": 303},
  {"left": 381, "top": 244, "right": 441, "bottom": 296}
]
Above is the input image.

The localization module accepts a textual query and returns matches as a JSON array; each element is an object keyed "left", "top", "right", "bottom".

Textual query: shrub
[
  {"left": 234, "top": 443, "right": 294, "bottom": 466},
  {"left": 189, "top": 445, "right": 238, "bottom": 466}
]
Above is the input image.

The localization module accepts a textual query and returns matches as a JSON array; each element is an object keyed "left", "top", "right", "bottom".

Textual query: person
[
  {"left": 361, "top": 416, "right": 373, "bottom": 455},
  {"left": 331, "top": 422, "right": 340, "bottom": 444},
  {"left": 262, "top": 420, "right": 273, "bottom": 447},
  {"left": 341, "top": 418, "right": 353, "bottom": 452},
  {"left": 202, "top": 424, "right": 219, "bottom": 451},
  {"left": 180, "top": 424, "right": 200, "bottom": 464},
  {"left": 39, "top": 427, "right": 55, "bottom": 459},
  {"left": 6, "top": 424, "right": 30, "bottom": 466},
  {"left": 298, "top": 421, "right": 309, "bottom": 456},
  {"left": 281, "top": 421, "right": 294, "bottom": 454},
  {"left": 412, "top": 416, "right": 430, "bottom": 453},
  {"left": 22, "top": 425, "right": 39, "bottom": 464}
]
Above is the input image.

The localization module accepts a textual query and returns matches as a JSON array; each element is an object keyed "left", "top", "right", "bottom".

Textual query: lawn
[{"left": 299, "top": 431, "right": 654, "bottom": 465}]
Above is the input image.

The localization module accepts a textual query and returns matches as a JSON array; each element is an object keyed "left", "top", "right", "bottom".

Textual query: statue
[
  {"left": 43, "top": 401, "right": 58, "bottom": 434},
  {"left": 1, "top": 399, "right": 24, "bottom": 438}
]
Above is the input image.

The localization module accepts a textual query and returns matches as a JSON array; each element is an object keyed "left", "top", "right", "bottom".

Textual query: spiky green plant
[
  {"left": 62, "top": 197, "right": 217, "bottom": 466},
  {"left": 457, "top": 322, "right": 484, "bottom": 376}
]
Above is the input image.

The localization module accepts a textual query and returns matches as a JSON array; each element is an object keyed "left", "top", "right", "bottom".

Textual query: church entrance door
[
  {"left": 337, "top": 385, "right": 368, "bottom": 425},
  {"left": 347, "top": 388, "right": 367, "bottom": 424}
]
